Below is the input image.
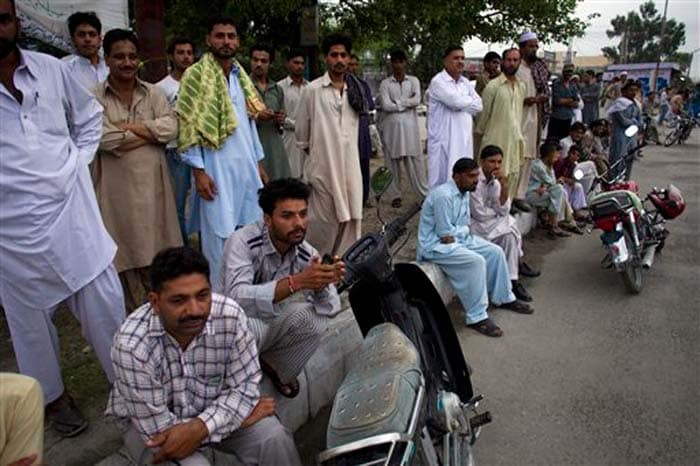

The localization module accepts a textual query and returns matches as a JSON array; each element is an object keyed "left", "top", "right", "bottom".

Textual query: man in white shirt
[
  {"left": 0, "top": 0, "right": 125, "bottom": 437},
  {"left": 427, "top": 45, "right": 482, "bottom": 187},
  {"left": 278, "top": 49, "right": 308, "bottom": 178},
  {"left": 156, "top": 37, "right": 196, "bottom": 242},
  {"left": 61, "top": 11, "right": 108, "bottom": 91}
]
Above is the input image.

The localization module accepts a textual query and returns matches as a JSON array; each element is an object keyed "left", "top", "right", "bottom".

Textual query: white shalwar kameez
[
  {"left": 0, "top": 50, "right": 125, "bottom": 403},
  {"left": 426, "top": 70, "right": 482, "bottom": 187}
]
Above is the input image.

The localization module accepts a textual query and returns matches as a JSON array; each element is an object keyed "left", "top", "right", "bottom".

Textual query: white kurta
[
  {"left": 427, "top": 70, "right": 482, "bottom": 187},
  {"left": 379, "top": 75, "right": 422, "bottom": 158},
  {"left": 278, "top": 76, "right": 308, "bottom": 178},
  {"left": 516, "top": 62, "right": 538, "bottom": 160},
  {"left": 61, "top": 54, "right": 109, "bottom": 92}
]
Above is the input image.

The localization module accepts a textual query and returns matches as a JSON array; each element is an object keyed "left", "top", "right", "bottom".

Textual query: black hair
[
  {"left": 322, "top": 33, "right": 352, "bottom": 56},
  {"left": 568, "top": 144, "right": 582, "bottom": 155},
  {"left": 150, "top": 247, "right": 210, "bottom": 292},
  {"left": 622, "top": 80, "right": 639, "bottom": 92},
  {"left": 501, "top": 48, "right": 519, "bottom": 61},
  {"left": 570, "top": 122, "right": 586, "bottom": 133},
  {"left": 349, "top": 53, "right": 359, "bottom": 61},
  {"left": 167, "top": 37, "right": 195, "bottom": 56},
  {"left": 390, "top": 49, "right": 407, "bottom": 62},
  {"left": 250, "top": 43, "right": 275, "bottom": 62},
  {"left": 480, "top": 145, "right": 503, "bottom": 160},
  {"left": 443, "top": 45, "right": 463, "bottom": 58},
  {"left": 452, "top": 158, "right": 479, "bottom": 174},
  {"left": 103, "top": 29, "right": 139, "bottom": 56},
  {"left": 539, "top": 142, "right": 560, "bottom": 159},
  {"left": 483, "top": 51, "right": 500, "bottom": 62},
  {"left": 590, "top": 119, "right": 606, "bottom": 128},
  {"left": 67, "top": 11, "right": 102, "bottom": 36},
  {"left": 207, "top": 15, "right": 237, "bottom": 34},
  {"left": 286, "top": 48, "right": 305, "bottom": 61},
  {"left": 258, "top": 178, "right": 311, "bottom": 215},
  {"left": 586, "top": 69, "right": 595, "bottom": 76}
]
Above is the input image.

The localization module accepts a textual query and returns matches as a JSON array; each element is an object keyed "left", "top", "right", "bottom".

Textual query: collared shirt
[
  {"left": 155, "top": 74, "right": 181, "bottom": 149},
  {"left": 221, "top": 221, "right": 341, "bottom": 319},
  {"left": 0, "top": 49, "right": 115, "bottom": 309},
  {"left": 516, "top": 61, "right": 539, "bottom": 159},
  {"left": 106, "top": 293, "right": 260, "bottom": 442},
  {"left": 469, "top": 169, "right": 514, "bottom": 240},
  {"left": 278, "top": 76, "right": 308, "bottom": 131},
  {"left": 527, "top": 158, "right": 558, "bottom": 198},
  {"left": 551, "top": 79, "right": 578, "bottom": 121},
  {"left": 61, "top": 53, "right": 109, "bottom": 91},
  {"left": 417, "top": 179, "right": 472, "bottom": 260},
  {"left": 531, "top": 58, "right": 551, "bottom": 124},
  {"left": 378, "top": 74, "right": 421, "bottom": 159}
]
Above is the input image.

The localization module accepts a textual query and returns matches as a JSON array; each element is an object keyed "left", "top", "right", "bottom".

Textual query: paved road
[{"left": 457, "top": 132, "right": 699, "bottom": 465}]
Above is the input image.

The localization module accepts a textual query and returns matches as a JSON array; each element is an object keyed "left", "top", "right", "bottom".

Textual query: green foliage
[{"left": 602, "top": 1, "right": 686, "bottom": 64}]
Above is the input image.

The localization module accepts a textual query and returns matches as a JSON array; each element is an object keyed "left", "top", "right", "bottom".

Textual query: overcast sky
[{"left": 464, "top": 0, "right": 700, "bottom": 57}]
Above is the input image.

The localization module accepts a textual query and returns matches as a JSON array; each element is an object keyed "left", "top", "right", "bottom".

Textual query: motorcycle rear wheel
[
  {"left": 619, "top": 232, "right": 643, "bottom": 294},
  {"left": 663, "top": 130, "right": 679, "bottom": 147}
]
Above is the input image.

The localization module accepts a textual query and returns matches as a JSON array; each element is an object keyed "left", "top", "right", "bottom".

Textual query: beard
[
  {"left": 210, "top": 46, "right": 235, "bottom": 59},
  {"left": 503, "top": 66, "right": 518, "bottom": 76},
  {"left": 0, "top": 33, "right": 18, "bottom": 60}
]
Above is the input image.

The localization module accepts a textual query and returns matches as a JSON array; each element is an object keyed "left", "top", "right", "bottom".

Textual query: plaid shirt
[
  {"left": 531, "top": 58, "right": 551, "bottom": 127},
  {"left": 105, "top": 293, "right": 261, "bottom": 442}
]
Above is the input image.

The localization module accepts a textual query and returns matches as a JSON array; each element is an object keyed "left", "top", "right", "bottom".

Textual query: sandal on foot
[
  {"left": 467, "top": 318, "right": 503, "bottom": 337},
  {"left": 260, "top": 360, "right": 300, "bottom": 398}
]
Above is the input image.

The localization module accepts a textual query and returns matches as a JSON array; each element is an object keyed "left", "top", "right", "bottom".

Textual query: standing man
[
  {"left": 379, "top": 49, "right": 428, "bottom": 208},
  {"left": 475, "top": 48, "right": 528, "bottom": 211},
  {"left": 251, "top": 44, "right": 291, "bottom": 181},
  {"left": 580, "top": 70, "right": 601, "bottom": 125},
  {"left": 475, "top": 51, "right": 501, "bottom": 95},
  {"left": 95, "top": 29, "right": 182, "bottom": 310},
  {"left": 278, "top": 49, "right": 308, "bottom": 178},
  {"left": 348, "top": 53, "right": 375, "bottom": 205},
  {"left": 156, "top": 37, "right": 195, "bottom": 243},
  {"left": 62, "top": 11, "right": 108, "bottom": 90},
  {"left": 548, "top": 63, "right": 579, "bottom": 140},
  {"left": 0, "top": 0, "right": 124, "bottom": 437},
  {"left": 176, "top": 16, "right": 268, "bottom": 288},
  {"left": 427, "top": 46, "right": 483, "bottom": 187},
  {"left": 607, "top": 80, "right": 642, "bottom": 180},
  {"left": 296, "top": 34, "right": 363, "bottom": 256}
]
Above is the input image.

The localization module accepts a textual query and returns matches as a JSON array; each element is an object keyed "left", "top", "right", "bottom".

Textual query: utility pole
[
  {"left": 652, "top": 0, "right": 669, "bottom": 93},
  {"left": 134, "top": 0, "right": 167, "bottom": 83}
]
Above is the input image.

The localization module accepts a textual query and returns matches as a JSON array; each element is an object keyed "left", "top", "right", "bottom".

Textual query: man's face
[
  {"left": 105, "top": 39, "right": 139, "bottom": 82},
  {"left": 521, "top": 39, "right": 538, "bottom": 61},
  {"left": 484, "top": 58, "right": 501, "bottom": 78},
  {"left": 325, "top": 44, "right": 349, "bottom": 75},
  {"left": 454, "top": 169, "right": 480, "bottom": 193},
  {"left": 264, "top": 198, "right": 308, "bottom": 246},
  {"left": 207, "top": 23, "right": 239, "bottom": 59},
  {"left": 444, "top": 49, "right": 465, "bottom": 77},
  {"left": 583, "top": 74, "right": 591, "bottom": 84},
  {"left": 171, "top": 43, "right": 194, "bottom": 73},
  {"left": 251, "top": 50, "right": 270, "bottom": 79},
  {"left": 72, "top": 23, "right": 101, "bottom": 59},
  {"left": 622, "top": 85, "right": 638, "bottom": 100},
  {"left": 501, "top": 50, "right": 520, "bottom": 76},
  {"left": 481, "top": 154, "right": 502, "bottom": 177},
  {"left": 287, "top": 55, "right": 305, "bottom": 78},
  {"left": 570, "top": 128, "right": 584, "bottom": 142},
  {"left": 391, "top": 58, "right": 406, "bottom": 75},
  {"left": 0, "top": 0, "right": 19, "bottom": 60},
  {"left": 592, "top": 125, "right": 605, "bottom": 137},
  {"left": 149, "top": 273, "right": 212, "bottom": 347},
  {"left": 568, "top": 149, "right": 580, "bottom": 162},
  {"left": 563, "top": 68, "right": 574, "bottom": 81},
  {"left": 347, "top": 57, "right": 359, "bottom": 75}
]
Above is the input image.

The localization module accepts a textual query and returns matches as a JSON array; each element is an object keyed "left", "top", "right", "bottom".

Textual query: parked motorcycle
[
  {"left": 576, "top": 126, "right": 686, "bottom": 294},
  {"left": 319, "top": 168, "right": 490, "bottom": 466},
  {"left": 663, "top": 113, "right": 693, "bottom": 146},
  {"left": 642, "top": 112, "right": 660, "bottom": 145}
]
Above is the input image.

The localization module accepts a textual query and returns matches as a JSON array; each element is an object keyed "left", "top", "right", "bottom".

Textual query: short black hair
[
  {"left": 586, "top": 69, "right": 595, "bottom": 77},
  {"left": 501, "top": 48, "right": 519, "bottom": 61},
  {"left": 67, "top": 11, "right": 102, "bottom": 36},
  {"left": 452, "top": 158, "right": 479, "bottom": 174},
  {"left": 103, "top": 29, "right": 139, "bottom": 56},
  {"left": 286, "top": 48, "right": 305, "bottom": 61},
  {"left": 570, "top": 122, "right": 586, "bottom": 133},
  {"left": 250, "top": 43, "right": 275, "bottom": 61},
  {"left": 390, "top": 49, "right": 407, "bottom": 62},
  {"left": 483, "top": 51, "right": 500, "bottom": 62},
  {"left": 590, "top": 119, "right": 606, "bottom": 128},
  {"left": 480, "top": 145, "right": 503, "bottom": 159},
  {"left": 207, "top": 15, "right": 237, "bottom": 34},
  {"left": 322, "top": 33, "right": 352, "bottom": 56},
  {"left": 568, "top": 144, "right": 582, "bottom": 155},
  {"left": 349, "top": 53, "right": 359, "bottom": 61},
  {"left": 150, "top": 247, "right": 210, "bottom": 292},
  {"left": 258, "top": 178, "right": 311, "bottom": 215},
  {"left": 622, "top": 80, "right": 639, "bottom": 92},
  {"left": 167, "top": 37, "right": 195, "bottom": 56},
  {"left": 539, "top": 142, "right": 560, "bottom": 159},
  {"left": 444, "top": 45, "right": 463, "bottom": 58}
]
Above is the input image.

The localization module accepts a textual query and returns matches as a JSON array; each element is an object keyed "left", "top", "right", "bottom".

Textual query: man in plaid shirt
[{"left": 106, "top": 247, "right": 301, "bottom": 465}]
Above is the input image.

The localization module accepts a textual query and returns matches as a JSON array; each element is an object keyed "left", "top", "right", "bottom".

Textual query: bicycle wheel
[{"left": 664, "top": 129, "right": 679, "bottom": 147}]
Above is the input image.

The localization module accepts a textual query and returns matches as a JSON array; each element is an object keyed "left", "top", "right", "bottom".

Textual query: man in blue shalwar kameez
[
  {"left": 417, "top": 158, "right": 533, "bottom": 337},
  {"left": 607, "top": 81, "right": 642, "bottom": 181}
]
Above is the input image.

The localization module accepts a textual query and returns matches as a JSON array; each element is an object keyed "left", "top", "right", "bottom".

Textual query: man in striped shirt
[{"left": 106, "top": 246, "right": 301, "bottom": 465}]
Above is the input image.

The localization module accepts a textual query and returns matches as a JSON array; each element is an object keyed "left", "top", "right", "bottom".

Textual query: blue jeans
[{"left": 165, "top": 148, "right": 191, "bottom": 243}]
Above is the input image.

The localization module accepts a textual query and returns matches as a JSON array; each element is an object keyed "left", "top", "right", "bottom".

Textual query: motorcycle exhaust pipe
[{"left": 642, "top": 247, "right": 656, "bottom": 269}]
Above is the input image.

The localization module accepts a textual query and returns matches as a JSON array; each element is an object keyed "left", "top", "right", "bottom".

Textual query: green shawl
[{"left": 176, "top": 52, "right": 266, "bottom": 151}]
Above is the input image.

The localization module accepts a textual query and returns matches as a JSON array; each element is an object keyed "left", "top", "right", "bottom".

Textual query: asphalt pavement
[{"left": 457, "top": 131, "right": 700, "bottom": 465}]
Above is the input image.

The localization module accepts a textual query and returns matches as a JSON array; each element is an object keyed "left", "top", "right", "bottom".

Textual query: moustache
[{"left": 178, "top": 315, "right": 205, "bottom": 324}]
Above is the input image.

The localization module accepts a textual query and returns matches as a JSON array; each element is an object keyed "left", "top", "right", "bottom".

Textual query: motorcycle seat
[{"left": 326, "top": 323, "right": 423, "bottom": 448}]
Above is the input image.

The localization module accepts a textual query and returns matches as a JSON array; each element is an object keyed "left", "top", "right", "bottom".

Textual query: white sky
[{"left": 464, "top": 0, "right": 700, "bottom": 57}]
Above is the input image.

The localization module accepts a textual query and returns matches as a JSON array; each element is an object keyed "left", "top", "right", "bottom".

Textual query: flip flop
[{"left": 260, "top": 360, "right": 300, "bottom": 398}]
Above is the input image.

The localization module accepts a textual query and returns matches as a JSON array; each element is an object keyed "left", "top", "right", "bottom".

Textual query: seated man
[
  {"left": 470, "top": 146, "right": 539, "bottom": 303},
  {"left": 417, "top": 158, "right": 533, "bottom": 338},
  {"left": 558, "top": 122, "right": 598, "bottom": 193},
  {"left": 221, "top": 178, "right": 344, "bottom": 398},
  {"left": 554, "top": 144, "right": 589, "bottom": 219},
  {"left": 586, "top": 119, "right": 610, "bottom": 174},
  {"left": 106, "top": 247, "right": 301, "bottom": 466},
  {"left": 0, "top": 373, "right": 44, "bottom": 466}
]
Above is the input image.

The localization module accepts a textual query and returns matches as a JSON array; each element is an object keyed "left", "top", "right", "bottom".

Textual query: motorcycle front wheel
[
  {"left": 663, "top": 129, "right": 679, "bottom": 147},
  {"left": 619, "top": 232, "right": 643, "bottom": 294}
]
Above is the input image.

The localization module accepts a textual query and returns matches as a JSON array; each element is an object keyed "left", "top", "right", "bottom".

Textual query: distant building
[{"left": 605, "top": 62, "right": 682, "bottom": 94}]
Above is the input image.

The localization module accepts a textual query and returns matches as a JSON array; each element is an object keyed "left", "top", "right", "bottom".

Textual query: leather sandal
[
  {"left": 260, "top": 360, "right": 300, "bottom": 398},
  {"left": 467, "top": 318, "right": 503, "bottom": 337}
]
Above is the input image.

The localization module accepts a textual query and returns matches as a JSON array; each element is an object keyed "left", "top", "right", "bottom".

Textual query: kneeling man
[
  {"left": 222, "top": 178, "right": 344, "bottom": 398},
  {"left": 417, "top": 158, "right": 533, "bottom": 338},
  {"left": 471, "top": 146, "right": 539, "bottom": 303},
  {"left": 107, "top": 247, "right": 301, "bottom": 465}
]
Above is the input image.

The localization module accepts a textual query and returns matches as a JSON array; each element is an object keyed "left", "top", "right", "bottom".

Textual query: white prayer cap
[{"left": 519, "top": 31, "right": 538, "bottom": 43}]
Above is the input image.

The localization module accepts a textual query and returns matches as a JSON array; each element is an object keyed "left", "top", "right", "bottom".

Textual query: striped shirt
[{"left": 105, "top": 293, "right": 261, "bottom": 442}]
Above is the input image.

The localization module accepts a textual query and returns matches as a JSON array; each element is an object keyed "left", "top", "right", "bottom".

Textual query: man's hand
[
  {"left": 147, "top": 418, "right": 209, "bottom": 464},
  {"left": 440, "top": 235, "right": 455, "bottom": 244},
  {"left": 241, "top": 397, "right": 275, "bottom": 428},
  {"left": 258, "top": 163, "right": 270, "bottom": 185},
  {"left": 273, "top": 111, "right": 286, "bottom": 125},
  {"left": 524, "top": 96, "right": 538, "bottom": 106},
  {"left": 295, "top": 257, "right": 341, "bottom": 291},
  {"left": 7, "top": 455, "right": 37, "bottom": 466},
  {"left": 257, "top": 109, "right": 275, "bottom": 122},
  {"left": 332, "top": 256, "right": 346, "bottom": 283},
  {"left": 492, "top": 168, "right": 507, "bottom": 186},
  {"left": 535, "top": 94, "right": 548, "bottom": 104},
  {"left": 193, "top": 169, "right": 218, "bottom": 201},
  {"left": 118, "top": 122, "right": 157, "bottom": 142}
]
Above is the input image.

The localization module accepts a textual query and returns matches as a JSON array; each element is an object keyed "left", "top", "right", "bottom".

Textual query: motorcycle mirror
[
  {"left": 625, "top": 125, "right": 639, "bottom": 137},
  {"left": 370, "top": 166, "right": 394, "bottom": 199},
  {"left": 573, "top": 168, "right": 584, "bottom": 181}
]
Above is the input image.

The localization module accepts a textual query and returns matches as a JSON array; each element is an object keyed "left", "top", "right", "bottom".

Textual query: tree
[{"left": 602, "top": 1, "right": 686, "bottom": 65}]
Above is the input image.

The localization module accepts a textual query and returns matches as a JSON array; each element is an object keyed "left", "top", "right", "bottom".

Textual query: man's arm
[
  {"left": 430, "top": 77, "right": 480, "bottom": 112},
  {"left": 379, "top": 80, "right": 403, "bottom": 113},
  {"left": 404, "top": 77, "right": 422, "bottom": 108},
  {"left": 141, "top": 88, "right": 179, "bottom": 144},
  {"left": 474, "top": 83, "right": 495, "bottom": 136},
  {"left": 432, "top": 192, "right": 459, "bottom": 242},
  {"left": 99, "top": 119, "right": 151, "bottom": 156},
  {"left": 61, "top": 63, "right": 103, "bottom": 165},
  {"left": 295, "top": 87, "right": 311, "bottom": 152}
]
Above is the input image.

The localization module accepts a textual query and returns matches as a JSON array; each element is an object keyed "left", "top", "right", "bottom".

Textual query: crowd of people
[{"left": 0, "top": 0, "right": 674, "bottom": 463}]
